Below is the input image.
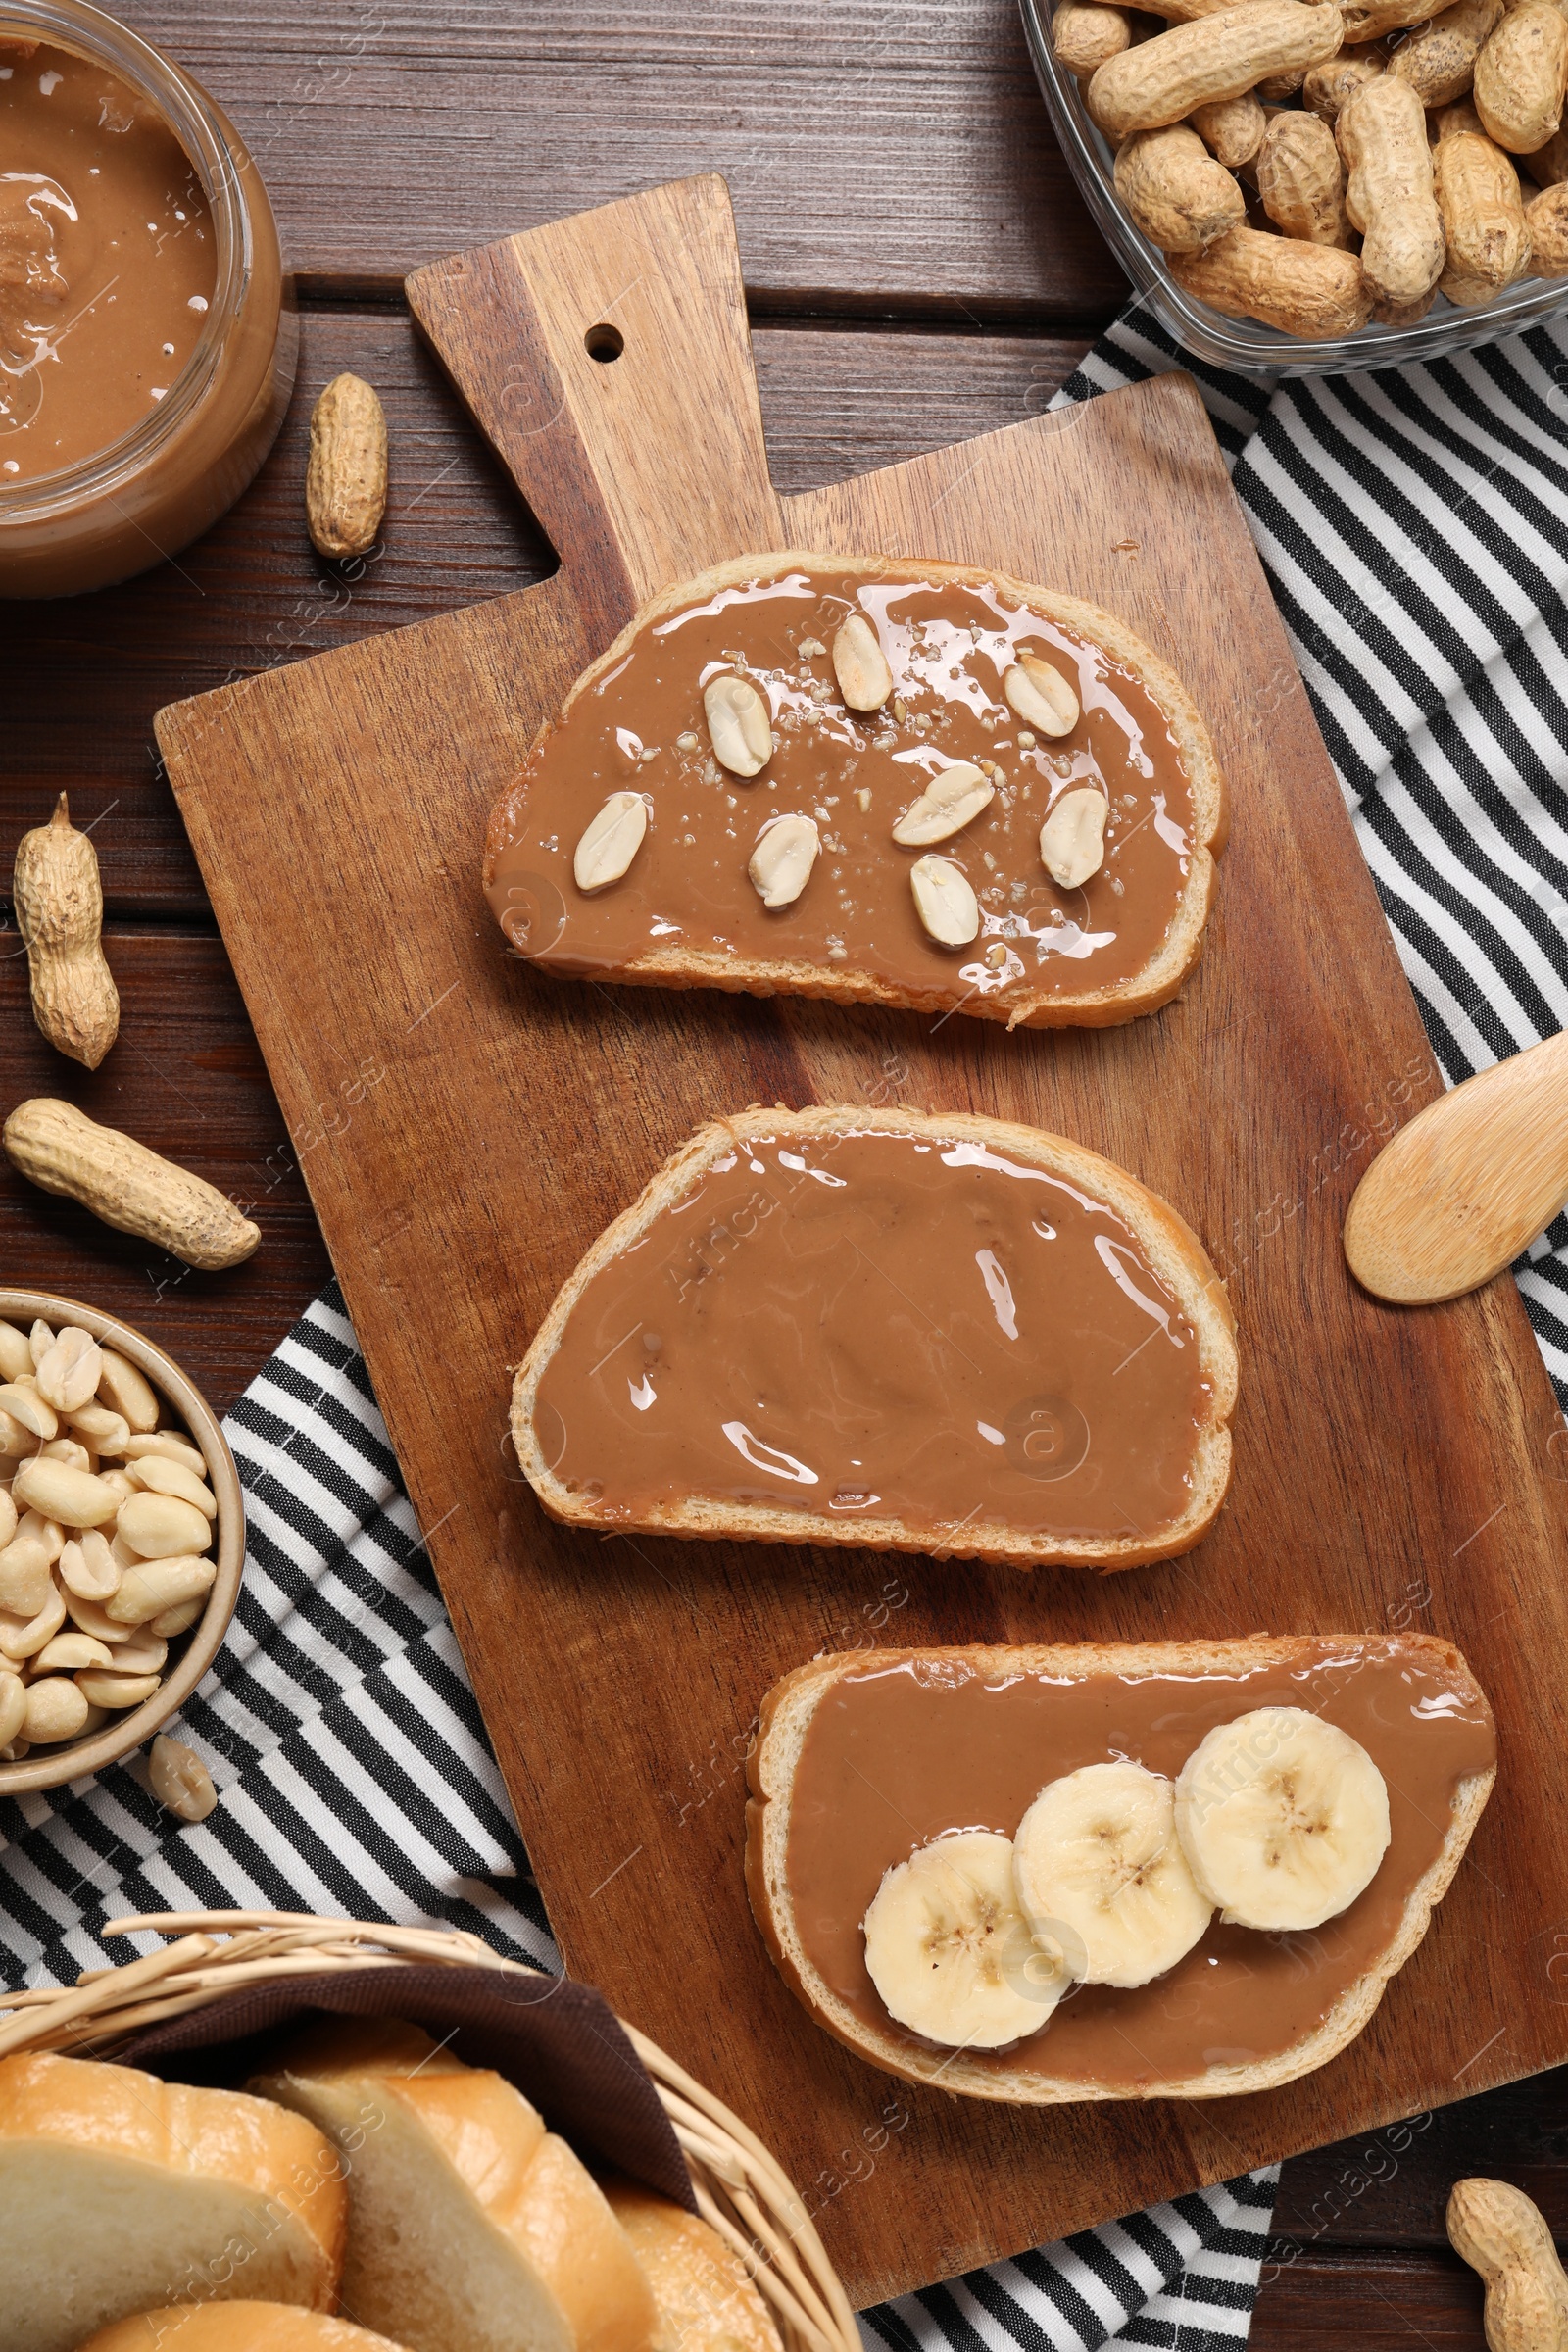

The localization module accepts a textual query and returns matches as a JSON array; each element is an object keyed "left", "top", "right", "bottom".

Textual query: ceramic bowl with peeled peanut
[{"left": 0, "top": 1290, "right": 243, "bottom": 1798}]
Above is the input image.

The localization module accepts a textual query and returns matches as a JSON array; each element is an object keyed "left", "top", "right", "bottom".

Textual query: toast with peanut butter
[
  {"left": 746, "top": 1636, "right": 1496, "bottom": 2103},
  {"left": 510, "top": 1105, "right": 1237, "bottom": 1570},
  {"left": 484, "top": 553, "right": 1226, "bottom": 1030}
]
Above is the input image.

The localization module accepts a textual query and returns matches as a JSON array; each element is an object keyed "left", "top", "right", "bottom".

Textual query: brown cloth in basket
[{"left": 117, "top": 1961, "right": 695, "bottom": 2209}]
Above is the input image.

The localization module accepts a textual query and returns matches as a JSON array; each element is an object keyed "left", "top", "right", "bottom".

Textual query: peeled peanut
[
  {"left": 105, "top": 1554, "right": 216, "bottom": 1624},
  {"left": 909, "top": 856, "right": 981, "bottom": 947},
  {"left": 69, "top": 1403, "right": 130, "bottom": 1457},
  {"left": 1088, "top": 1, "right": 1344, "bottom": 139},
  {"left": 573, "top": 792, "right": 648, "bottom": 894},
  {"left": 1475, "top": 0, "right": 1568, "bottom": 151},
  {"left": 122, "top": 1430, "right": 206, "bottom": 1474},
  {"left": 107, "top": 1628, "right": 169, "bottom": 1675},
  {"left": 1115, "top": 122, "right": 1248, "bottom": 248},
  {"left": 150, "top": 1734, "right": 219, "bottom": 1823},
  {"left": 1391, "top": 0, "right": 1504, "bottom": 105},
  {"left": 130, "top": 1456, "right": 217, "bottom": 1519},
  {"left": 748, "top": 816, "right": 820, "bottom": 908},
  {"left": 75, "top": 1669, "right": 161, "bottom": 1711},
  {"left": 0, "top": 1489, "right": 14, "bottom": 1552},
  {"left": 1004, "top": 654, "right": 1080, "bottom": 736},
  {"left": 63, "top": 1590, "right": 132, "bottom": 1643},
  {"left": 1041, "top": 789, "right": 1111, "bottom": 888},
  {"left": 33, "top": 1632, "right": 113, "bottom": 1673},
  {"left": 58, "top": 1531, "right": 121, "bottom": 1602},
  {"left": 28, "top": 1321, "right": 52, "bottom": 1368},
  {"left": 40, "top": 1438, "right": 91, "bottom": 1473},
  {"left": 96, "top": 1469, "right": 135, "bottom": 1510},
  {"left": 0, "top": 1586, "right": 66, "bottom": 1660},
  {"left": 0, "top": 1409, "right": 34, "bottom": 1457},
  {"left": 0, "top": 1382, "right": 56, "bottom": 1441},
  {"left": 0, "top": 1539, "right": 53, "bottom": 1617},
  {"left": 12, "top": 1455, "right": 122, "bottom": 1530},
  {"left": 23, "top": 1676, "right": 89, "bottom": 1743},
  {"left": 0, "top": 1323, "right": 28, "bottom": 1384},
  {"left": 34, "top": 1326, "right": 103, "bottom": 1414},
  {"left": 1340, "top": 78, "right": 1446, "bottom": 305},
  {"left": 1436, "top": 129, "right": 1532, "bottom": 300},
  {"left": 12, "top": 794, "right": 120, "bottom": 1071},
  {"left": 115, "top": 1492, "right": 212, "bottom": 1562},
  {"left": 0, "top": 1672, "right": 24, "bottom": 1748},
  {"left": 96, "top": 1348, "right": 161, "bottom": 1434},
  {"left": 150, "top": 1596, "right": 205, "bottom": 1639},
  {"left": 892, "top": 764, "right": 996, "bottom": 848},
  {"left": 18, "top": 1510, "right": 63, "bottom": 1563},
  {"left": 703, "top": 674, "right": 772, "bottom": 777},
  {"left": 832, "top": 613, "right": 896, "bottom": 711}
]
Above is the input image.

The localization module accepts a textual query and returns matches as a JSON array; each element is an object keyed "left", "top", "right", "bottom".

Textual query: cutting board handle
[{"left": 407, "top": 174, "right": 787, "bottom": 647}]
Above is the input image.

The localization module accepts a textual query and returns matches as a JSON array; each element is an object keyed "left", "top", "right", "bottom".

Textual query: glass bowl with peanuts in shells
[
  {"left": 1021, "top": 0, "right": 1568, "bottom": 372},
  {"left": 0, "top": 1290, "right": 243, "bottom": 1797}
]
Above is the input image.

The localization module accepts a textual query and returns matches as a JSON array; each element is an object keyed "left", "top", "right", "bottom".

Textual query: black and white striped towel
[{"left": 13, "top": 296, "right": 1567, "bottom": 2346}]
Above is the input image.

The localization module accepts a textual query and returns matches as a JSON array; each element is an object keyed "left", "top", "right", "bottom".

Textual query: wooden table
[{"left": 5, "top": 6, "right": 1561, "bottom": 2340}]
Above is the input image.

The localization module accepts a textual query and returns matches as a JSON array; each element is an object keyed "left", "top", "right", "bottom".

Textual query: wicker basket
[{"left": 0, "top": 1909, "right": 859, "bottom": 2352}]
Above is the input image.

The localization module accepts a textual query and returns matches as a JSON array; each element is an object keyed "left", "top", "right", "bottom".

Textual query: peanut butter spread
[
  {"left": 485, "top": 566, "right": 1199, "bottom": 1014},
  {"left": 0, "top": 42, "right": 215, "bottom": 480},
  {"left": 529, "top": 1126, "right": 1216, "bottom": 1545},
  {"left": 780, "top": 1643, "right": 1495, "bottom": 2084}
]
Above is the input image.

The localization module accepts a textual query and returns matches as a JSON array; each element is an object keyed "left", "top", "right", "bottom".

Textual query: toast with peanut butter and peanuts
[{"left": 484, "top": 553, "right": 1226, "bottom": 1031}]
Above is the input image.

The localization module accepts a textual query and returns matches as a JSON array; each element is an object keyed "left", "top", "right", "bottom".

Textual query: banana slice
[
  {"left": 861, "top": 1830, "right": 1066, "bottom": 2050},
  {"left": 1175, "top": 1707, "right": 1392, "bottom": 1934},
  {"left": 1012, "top": 1760, "right": 1212, "bottom": 1988}
]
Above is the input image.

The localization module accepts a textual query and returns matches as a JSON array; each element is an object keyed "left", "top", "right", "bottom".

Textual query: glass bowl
[{"left": 1018, "top": 0, "right": 1568, "bottom": 378}]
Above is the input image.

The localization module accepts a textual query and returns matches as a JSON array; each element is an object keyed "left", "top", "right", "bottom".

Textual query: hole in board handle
[{"left": 584, "top": 323, "right": 624, "bottom": 364}]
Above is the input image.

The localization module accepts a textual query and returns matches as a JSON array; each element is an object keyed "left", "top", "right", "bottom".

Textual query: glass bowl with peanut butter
[{"left": 0, "top": 0, "right": 295, "bottom": 596}]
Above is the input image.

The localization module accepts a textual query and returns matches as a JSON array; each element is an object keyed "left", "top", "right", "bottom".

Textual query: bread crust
[
  {"left": 510, "top": 1105, "right": 1238, "bottom": 1570},
  {"left": 745, "top": 1636, "right": 1496, "bottom": 2103},
  {"left": 484, "top": 551, "right": 1228, "bottom": 1031}
]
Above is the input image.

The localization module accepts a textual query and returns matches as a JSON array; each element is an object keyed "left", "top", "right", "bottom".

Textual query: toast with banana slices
[{"left": 746, "top": 1636, "right": 1495, "bottom": 2102}]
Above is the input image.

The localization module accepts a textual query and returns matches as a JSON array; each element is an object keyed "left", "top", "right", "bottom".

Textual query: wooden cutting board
[{"left": 155, "top": 173, "right": 1568, "bottom": 2307}]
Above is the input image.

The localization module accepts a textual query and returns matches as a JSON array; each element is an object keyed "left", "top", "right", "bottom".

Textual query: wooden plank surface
[
  {"left": 118, "top": 1, "right": 1124, "bottom": 318},
  {"left": 151, "top": 177, "right": 1568, "bottom": 2308},
  {"left": 1251, "top": 2251, "right": 1490, "bottom": 2347}
]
